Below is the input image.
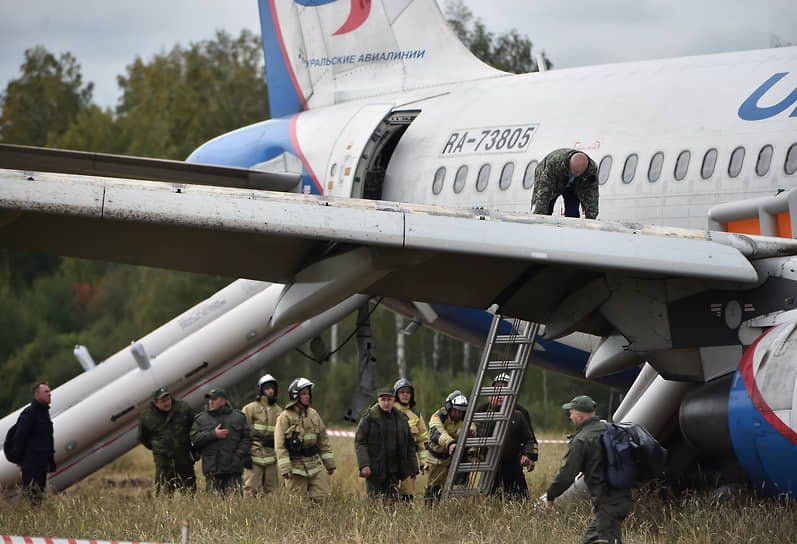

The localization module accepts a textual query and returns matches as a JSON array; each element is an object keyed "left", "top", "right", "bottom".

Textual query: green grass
[{"left": 1, "top": 435, "right": 794, "bottom": 543}]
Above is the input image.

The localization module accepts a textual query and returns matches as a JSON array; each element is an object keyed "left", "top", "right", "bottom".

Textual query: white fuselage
[{"left": 298, "top": 47, "right": 797, "bottom": 229}]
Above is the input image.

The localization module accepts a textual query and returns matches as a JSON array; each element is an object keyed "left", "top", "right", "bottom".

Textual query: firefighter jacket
[
  {"left": 275, "top": 401, "right": 335, "bottom": 478},
  {"left": 397, "top": 402, "right": 429, "bottom": 462},
  {"left": 355, "top": 403, "right": 419, "bottom": 484},
  {"left": 242, "top": 397, "right": 282, "bottom": 466},
  {"left": 138, "top": 399, "right": 195, "bottom": 468},
  {"left": 190, "top": 403, "right": 253, "bottom": 476},
  {"left": 425, "top": 406, "right": 475, "bottom": 464}
]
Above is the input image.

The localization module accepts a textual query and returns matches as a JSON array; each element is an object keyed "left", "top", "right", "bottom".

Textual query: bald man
[{"left": 531, "top": 148, "right": 599, "bottom": 219}]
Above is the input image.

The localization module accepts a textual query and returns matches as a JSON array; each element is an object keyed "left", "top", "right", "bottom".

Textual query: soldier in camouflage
[
  {"left": 137, "top": 386, "right": 196, "bottom": 494},
  {"left": 531, "top": 148, "right": 599, "bottom": 219},
  {"left": 545, "top": 395, "right": 632, "bottom": 544}
]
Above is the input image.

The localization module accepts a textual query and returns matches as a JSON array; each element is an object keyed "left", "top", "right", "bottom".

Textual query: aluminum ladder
[{"left": 441, "top": 313, "right": 540, "bottom": 499}]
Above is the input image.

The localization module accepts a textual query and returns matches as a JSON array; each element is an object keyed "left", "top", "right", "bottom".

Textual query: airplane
[{"left": 1, "top": 0, "right": 796, "bottom": 499}]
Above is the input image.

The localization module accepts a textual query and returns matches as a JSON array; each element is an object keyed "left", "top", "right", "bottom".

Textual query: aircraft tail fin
[{"left": 258, "top": 0, "right": 501, "bottom": 117}]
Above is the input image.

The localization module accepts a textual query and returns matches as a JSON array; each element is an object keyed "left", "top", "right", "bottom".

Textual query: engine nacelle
[{"left": 727, "top": 322, "right": 797, "bottom": 497}]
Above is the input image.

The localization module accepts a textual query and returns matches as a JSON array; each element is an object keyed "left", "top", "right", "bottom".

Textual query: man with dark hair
[
  {"left": 355, "top": 388, "right": 418, "bottom": 504},
  {"left": 191, "top": 388, "right": 253, "bottom": 494},
  {"left": 138, "top": 386, "right": 196, "bottom": 494},
  {"left": 12, "top": 382, "right": 55, "bottom": 502},
  {"left": 545, "top": 395, "right": 632, "bottom": 544},
  {"left": 531, "top": 148, "right": 599, "bottom": 219}
]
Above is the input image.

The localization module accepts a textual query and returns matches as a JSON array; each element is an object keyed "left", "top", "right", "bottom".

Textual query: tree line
[{"left": 0, "top": 3, "right": 610, "bottom": 429}]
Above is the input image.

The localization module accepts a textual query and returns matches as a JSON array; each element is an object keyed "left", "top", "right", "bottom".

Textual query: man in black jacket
[
  {"left": 13, "top": 382, "right": 55, "bottom": 502},
  {"left": 190, "top": 388, "right": 253, "bottom": 494},
  {"left": 475, "top": 373, "right": 538, "bottom": 499},
  {"left": 355, "top": 389, "right": 418, "bottom": 504}
]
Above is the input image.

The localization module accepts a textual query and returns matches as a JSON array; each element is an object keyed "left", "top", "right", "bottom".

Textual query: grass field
[{"left": 1, "top": 434, "right": 795, "bottom": 543}]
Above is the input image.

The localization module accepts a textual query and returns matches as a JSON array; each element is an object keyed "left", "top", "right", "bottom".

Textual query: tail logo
[{"left": 295, "top": 0, "right": 372, "bottom": 36}]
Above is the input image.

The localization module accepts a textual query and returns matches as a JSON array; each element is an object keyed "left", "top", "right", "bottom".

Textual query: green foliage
[
  {"left": 0, "top": 46, "right": 93, "bottom": 145},
  {"left": 115, "top": 29, "right": 269, "bottom": 160},
  {"left": 443, "top": 0, "right": 552, "bottom": 74}
]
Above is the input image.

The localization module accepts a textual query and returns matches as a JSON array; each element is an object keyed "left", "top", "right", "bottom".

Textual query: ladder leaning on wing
[{"left": 441, "top": 313, "right": 540, "bottom": 500}]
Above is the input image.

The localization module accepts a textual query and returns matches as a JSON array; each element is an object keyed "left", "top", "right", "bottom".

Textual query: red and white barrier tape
[
  {"left": 327, "top": 430, "right": 567, "bottom": 443},
  {"left": 2, "top": 538, "right": 170, "bottom": 544}
]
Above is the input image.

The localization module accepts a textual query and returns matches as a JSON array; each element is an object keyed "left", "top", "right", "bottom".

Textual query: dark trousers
[
  {"left": 491, "top": 461, "right": 528, "bottom": 499},
  {"left": 206, "top": 473, "right": 243, "bottom": 495},
  {"left": 155, "top": 461, "right": 196, "bottom": 495},
  {"left": 546, "top": 187, "right": 581, "bottom": 218},
  {"left": 583, "top": 489, "right": 633, "bottom": 544},
  {"left": 366, "top": 474, "right": 400, "bottom": 504},
  {"left": 21, "top": 461, "right": 47, "bottom": 503}
]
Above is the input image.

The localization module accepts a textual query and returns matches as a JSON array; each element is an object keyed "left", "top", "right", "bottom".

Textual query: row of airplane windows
[{"left": 431, "top": 142, "right": 797, "bottom": 195}]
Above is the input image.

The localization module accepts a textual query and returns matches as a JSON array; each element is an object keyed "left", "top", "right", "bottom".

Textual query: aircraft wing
[{"left": 2, "top": 163, "right": 796, "bottom": 370}]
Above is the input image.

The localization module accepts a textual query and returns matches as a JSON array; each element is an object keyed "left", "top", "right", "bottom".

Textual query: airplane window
[
  {"left": 453, "top": 165, "right": 468, "bottom": 193},
  {"left": 330, "top": 163, "right": 337, "bottom": 177},
  {"left": 756, "top": 144, "right": 773, "bottom": 176},
  {"left": 648, "top": 152, "right": 664, "bottom": 182},
  {"left": 499, "top": 162, "right": 514, "bottom": 190},
  {"left": 523, "top": 160, "right": 537, "bottom": 189},
  {"left": 598, "top": 156, "right": 612, "bottom": 185},
  {"left": 622, "top": 154, "right": 638, "bottom": 184},
  {"left": 786, "top": 143, "right": 797, "bottom": 175},
  {"left": 674, "top": 150, "right": 690, "bottom": 181},
  {"left": 432, "top": 166, "right": 446, "bottom": 195},
  {"left": 476, "top": 163, "right": 491, "bottom": 192},
  {"left": 701, "top": 148, "right": 718, "bottom": 179},
  {"left": 728, "top": 146, "right": 745, "bottom": 178}
]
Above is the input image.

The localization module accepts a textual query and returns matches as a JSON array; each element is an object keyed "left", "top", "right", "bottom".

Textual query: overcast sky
[{"left": 1, "top": 1, "right": 795, "bottom": 109}]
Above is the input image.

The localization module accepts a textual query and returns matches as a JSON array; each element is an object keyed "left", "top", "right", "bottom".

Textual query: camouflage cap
[
  {"left": 377, "top": 388, "right": 395, "bottom": 398},
  {"left": 562, "top": 395, "right": 596, "bottom": 412},
  {"left": 205, "top": 387, "right": 228, "bottom": 399},
  {"left": 152, "top": 386, "right": 170, "bottom": 400}
]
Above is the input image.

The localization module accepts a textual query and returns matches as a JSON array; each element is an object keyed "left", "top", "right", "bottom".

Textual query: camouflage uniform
[
  {"left": 531, "top": 148, "right": 599, "bottom": 219},
  {"left": 395, "top": 401, "right": 428, "bottom": 498},
  {"left": 190, "top": 403, "right": 253, "bottom": 494},
  {"left": 274, "top": 400, "right": 335, "bottom": 501},
  {"left": 242, "top": 397, "right": 282, "bottom": 495},
  {"left": 424, "top": 406, "right": 475, "bottom": 500},
  {"left": 138, "top": 399, "right": 196, "bottom": 494},
  {"left": 546, "top": 415, "right": 632, "bottom": 544}
]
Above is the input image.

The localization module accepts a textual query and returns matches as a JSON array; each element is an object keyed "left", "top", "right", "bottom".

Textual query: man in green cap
[
  {"left": 137, "top": 386, "right": 197, "bottom": 494},
  {"left": 191, "top": 387, "right": 253, "bottom": 494},
  {"left": 355, "top": 388, "right": 418, "bottom": 504},
  {"left": 545, "top": 395, "right": 632, "bottom": 544}
]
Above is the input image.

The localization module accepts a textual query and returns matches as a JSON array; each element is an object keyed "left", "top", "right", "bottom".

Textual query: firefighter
[
  {"left": 274, "top": 378, "right": 335, "bottom": 502},
  {"left": 393, "top": 378, "right": 429, "bottom": 501},
  {"left": 424, "top": 390, "right": 475, "bottom": 503},
  {"left": 242, "top": 374, "right": 282, "bottom": 495}
]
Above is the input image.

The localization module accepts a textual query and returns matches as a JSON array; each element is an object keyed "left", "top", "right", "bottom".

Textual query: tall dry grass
[{"left": 1, "top": 435, "right": 794, "bottom": 543}]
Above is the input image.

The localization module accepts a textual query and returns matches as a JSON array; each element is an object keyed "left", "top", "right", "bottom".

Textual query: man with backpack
[
  {"left": 544, "top": 395, "right": 632, "bottom": 544},
  {"left": 10, "top": 382, "right": 56, "bottom": 503}
]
